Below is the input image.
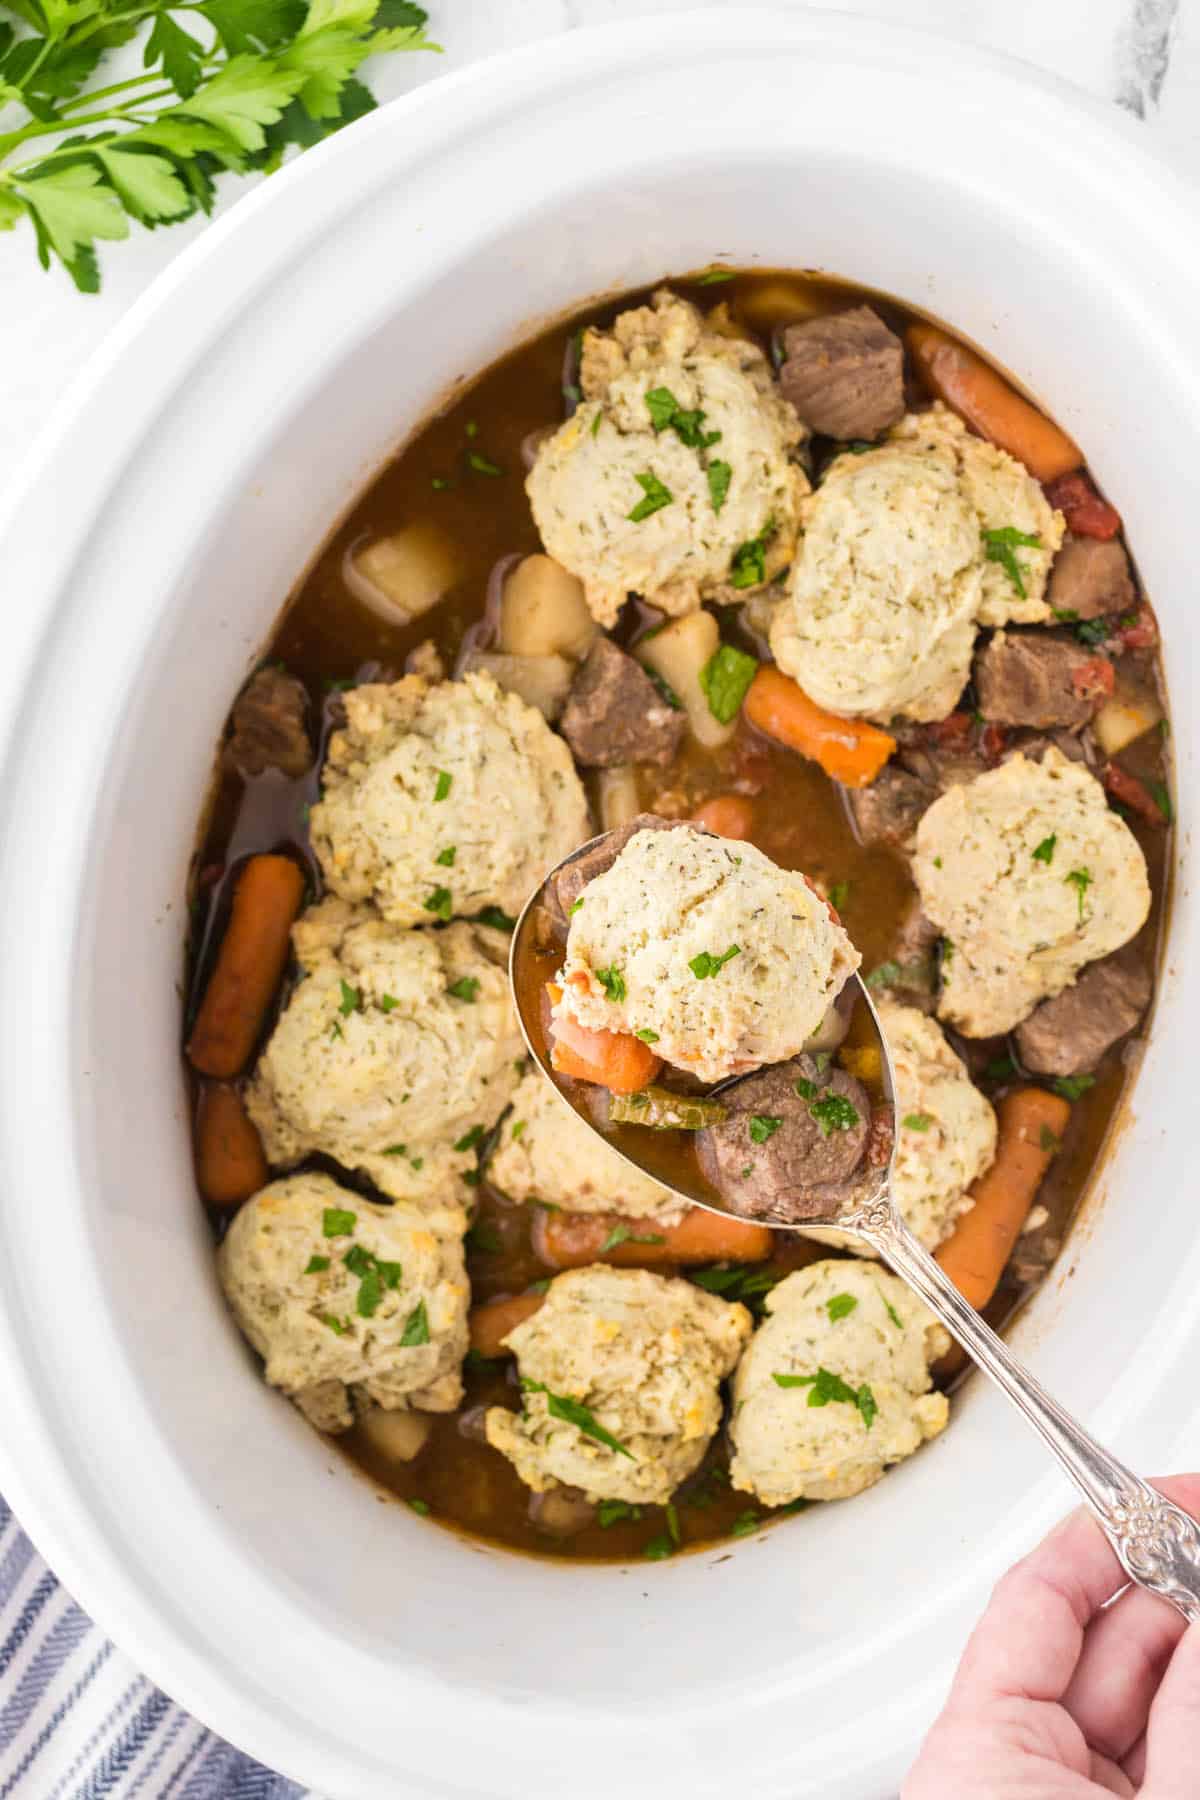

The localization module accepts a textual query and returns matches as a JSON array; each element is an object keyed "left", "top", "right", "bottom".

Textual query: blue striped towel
[{"left": 0, "top": 1494, "right": 308, "bottom": 1799}]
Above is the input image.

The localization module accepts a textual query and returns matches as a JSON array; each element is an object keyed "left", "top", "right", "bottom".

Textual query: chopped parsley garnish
[
  {"left": 827, "top": 881, "right": 850, "bottom": 912},
  {"left": 521, "top": 1380, "right": 633, "bottom": 1458},
  {"left": 695, "top": 268, "right": 736, "bottom": 284},
  {"left": 465, "top": 421, "right": 479, "bottom": 439},
  {"left": 666, "top": 1502, "right": 681, "bottom": 1547},
  {"left": 474, "top": 905, "right": 516, "bottom": 933},
  {"left": 635, "top": 1027, "right": 660, "bottom": 1043},
  {"left": 981, "top": 525, "right": 1041, "bottom": 599},
  {"left": 826, "top": 1293, "right": 858, "bottom": 1322},
  {"left": 645, "top": 386, "right": 679, "bottom": 431},
  {"left": 627, "top": 471, "right": 674, "bottom": 522},
  {"left": 794, "top": 1076, "right": 818, "bottom": 1100},
  {"left": 380, "top": 994, "right": 400, "bottom": 1012},
  {"left": 423, "top": 886, "right": 453, "bottom": 921},
  {"left": 809, "top": 1093, "right": 860, "bottom": 1136},
  {"left": 843, "top": 440, "right": 875, "bottom": 455},
  {"left": 328, "top": 1019, "right": 343, "bottom": 1041},
  {"left": 985, "top": 1053, "right": 1016, "bottom": 1081},
  {"left": 431, "top": 477, "right": 451, "bottom": 492},
  {"left": 1150, "top": 780, "right": 1173, "bottom": 823},
  {"left": 643, "top": 1533, "right": 675, "bottom": 1560},
  {"left": 343, "top": 1244, "right": 402, "bottom": 1318},
  {"left": 1053, "top": 1073, "right": 1096, "bottom": 1101},
  {"left": 699, "top": 644, "right": 758, "bottom": 725},
  {"left": 448, "top": 976, "right": 480, "bottom": 1003},
  {"left": 748, "top": 1114, "right": 782, "bottom": 1144},
  {"left": 407, "top": 1498, "right": 431, "bottom": 1516},
  {"left": 866, "top": 961, "right": 902, "bottom": 990},
  {"left": 595, "top": 966, "right": 627, "bottom": 1002},
  {"left": 569, "top": 899, "right": 585, "bottom": 916},
  {"left": 464, "top": 1222, "right": 502, "bottom": 1255},
  {"left": 1065, "top": 867, "right": 1093, "bottom": 921},
  {"left": 729, "top": 1510, "right": 762, "bottom": 1538},
  {"left": 884, "top": 1300, "right": 904, "bottom": 1329},
  {"left": 383, "top": 1144, "right": 406, "bottom": 1157},
  {"left": 433, "top": 769, "right": 452, "bottom": 802},
  {"left": 510, "top": 1119, "right": 526, "bottom": 1140},
  {"left": 435, "top": 845, "right": 457, "bottom": 867},
  {"left": 563, "top": 382, "right": 581, "bottom": 407},
  {"left": 903, "top": 1113, "right": 934, "bottom": 1132},
  {"left": 454, "top": 1124, "right": 486, "bottom": 1153},
  {"left": 1032, "top": 835, "right": 1057, "bottom": 865},
  {"left": 644, "top": 665, "right": 683, "bottom": 709},
  {"left": 322, "top": 1208, "right": 356, "bottom": 1238},
  {"left": 689, "top": 944, "right": 741, "bottom": 979},
  {"left": 304, "top": 1255, "right": 330, "bottom": 1275},
  {"left": 1074, "top": 618, "right": 1110, "bottom": 647},
  {"left": 399, "top": 1300, "right": 430, "bottom": 1346},
  {"left": 597, "top": 1499, "right": 642, "bottom": 1528},
  {"left": 322, "top": 1314, "right": 351, "bottom": 1336},
  {"left": 688, "top": 1264, "right": 781, "bottom": 1317},
  {"left": 527, "top": 1278, "right": 551, "bottom": 1294},
  {"left": 707, "top": 459, "right": 733, "bottom": 513},
  {"left": 1040, "top": 1124, "right": 1062, "bottom": 1154},
  {"left": 591, "top": 409, "right": 603, "bottom": 437},
  {"left": 599, "top": 1222, "right": 665, "bottom": 1253},
  {"left": 467, "top": 451, "right": 503, "bottom": 477},
  {"left": 338, "top": 980, "right": 362, "bottom": 1016},
  {"left": 729, "top": 520, "right": 774, "bottom": 589},
  {"left": 773, "top": 1366, "right": 877, "bottom": 1428}
]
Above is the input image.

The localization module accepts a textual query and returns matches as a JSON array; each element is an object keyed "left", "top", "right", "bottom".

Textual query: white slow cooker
[{"left": 0, "top": 13, "right": 1197, "bottom": 1797}]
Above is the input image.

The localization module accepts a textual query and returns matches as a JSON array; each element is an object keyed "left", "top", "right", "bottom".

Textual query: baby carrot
[
  {"left": 744, "top": 666, "right": 895, "bottom": 789},
  {"left": 187, "top": 854, "right": 305, "bottom": 1078},
  {"left": 907, "top": 323, "right": 1082, "bottom": 483},
  {"left": 194, "top": 1081, "right": 268, "bottom": 1208},
  {"left": 469, "top": 1292, "right": 545, "bottom": 1358},
  {"left": 550, "top": 1011, "right": 662, "bottom": 1094},
  {"left": 533, "top": 1204, "right": 773, "bottom": 1270}
]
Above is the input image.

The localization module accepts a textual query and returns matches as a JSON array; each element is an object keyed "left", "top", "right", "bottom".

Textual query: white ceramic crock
[{"left": 0, "top": 12, "right": 1198, "bottom": 1797}]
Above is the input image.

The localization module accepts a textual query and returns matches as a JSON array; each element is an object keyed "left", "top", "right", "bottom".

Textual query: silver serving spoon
[{"left": 511, "top": 826, "right": 1200, "bottom": 1620}]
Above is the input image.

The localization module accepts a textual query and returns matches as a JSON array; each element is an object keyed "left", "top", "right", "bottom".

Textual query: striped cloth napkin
[{"left": 0, "top": 1495, "right": 308, "bottom": 1799}]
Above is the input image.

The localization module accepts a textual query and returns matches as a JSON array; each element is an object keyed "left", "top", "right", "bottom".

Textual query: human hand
[{"left": 903, "top": 1475, "right": 1200, "bottom": 1797}]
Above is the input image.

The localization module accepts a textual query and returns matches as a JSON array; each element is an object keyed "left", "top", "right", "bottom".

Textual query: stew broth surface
[{"left": 188, "top": 270, "right": 1170, "bottom": 1562}]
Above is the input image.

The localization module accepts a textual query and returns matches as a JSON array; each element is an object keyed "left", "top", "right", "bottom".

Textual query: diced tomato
[
  {"left": 1071, "top": 655, "right": 1115, "bottom": 701},
  {"left": 980, "top": 722, "right": 1008, "bottom": 763},
  {"left": 1044, "top": 470, "right": 1122, "bottom": 541},
  {"left": 1103, "top": 761, "right": 1164, "bottom": 825},
  {"left": 925, "top": 711, "right": 973, "bottom": 746},
  {"left": 1116, "top": 603, "right": 1158, "bottom": 651}
]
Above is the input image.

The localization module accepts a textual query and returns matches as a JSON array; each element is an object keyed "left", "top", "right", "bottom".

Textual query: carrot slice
[
  {"left": 907, "top": 322, "right": 1082, "bottom": 484},
  {"left": 692, "top": 794, "right": 755, "bottom": 840},
  {"left": 533, "top": 1204, "right": 773, "bottom": 1270},
  {"left": 469, "top": 1292, "right": 545, "bottom": 1358},
  {"left": 194, "top": 1081, "right": 268, "bottom": 1209},
  {"left": 935, "top": 1087, "right": 1071, "bottom": 1313},
  {"left": 187, "top": 854, "right": 305, "bottom": 1078},
  {"left": 549, "top": 1010, "right": 662, "bottom": 1095},
  {"left": 744, "top": 666, "right": 895, "bottom": 789}
]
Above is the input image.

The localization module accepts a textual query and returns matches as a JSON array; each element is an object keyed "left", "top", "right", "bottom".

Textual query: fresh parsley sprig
[{"left": 0, "top": 0, "right": 440, "bottom": 291}]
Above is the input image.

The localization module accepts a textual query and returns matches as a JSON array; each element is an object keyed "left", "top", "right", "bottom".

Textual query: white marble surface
[{"left": 0, "top": 0, "right": 1193, "bottom": 492}]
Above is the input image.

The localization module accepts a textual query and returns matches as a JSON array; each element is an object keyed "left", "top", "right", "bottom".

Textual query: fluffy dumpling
[
  {"left": 219, "top": 1172, "right": 470, "bottom": 1431},
  {"left": 729, "top": 1261, "right": 949, "bottom": 1505},
  {"left": 484, "top": 1266, "right": 751, "bottom": 1504},
  {"left": 770, "top": 404, "right": 1064, "bottom": 722},
  {"left": 913, "top": 750, "right": 1151, "bottom": 1037},
  {"left": 552, "top": 825, "right": 859, "bottom": 1085},
  {"left": 527, "top": 290, "right": 807, "bottom": 627},
  {"left": 810, "top": 1003, "right": 996, "bottom": 1255},
  {"left": 488, "top": 1071, "right": 686, "bottom": 1223},
  {"left": 245, "top": 899, "right": 524, "bottom": 1165},
  {"left": 309, "top": 673, "right": 590, "bottom": 927}
]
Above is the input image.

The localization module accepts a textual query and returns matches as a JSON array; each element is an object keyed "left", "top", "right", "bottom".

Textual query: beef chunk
[
  {"left": 897, "top": 739, "right": 989, "bottom": 793},
  {"left": 225, "top": 667, "right": 311, "bottom": 779},
  {"left": 1014, "top": 948, "right": 1152, "bottom": 1077},
  {"left": 973, "top": 631, "right": 1109, "bottom": 731},
  {"left": 1048, "top": 534, "right": 1135, "bottom": 623},
  {"left": 560, "top": 639, "right": 686, "bottom": 768},
  {"left": 843, "top": 765, "right": 933, "bottom": 848},
  {"left": 698, "top": 1054, "right": 873, "bottom": 1223},
  {"left": 778, "top": 306, "right": 905, "bottom": 442},
  {"left": 1007, "top": 727, "right": 1095, "bottom": 769},
  {"left": 544, "top": 813, "right": 675, "bottom": 933}
]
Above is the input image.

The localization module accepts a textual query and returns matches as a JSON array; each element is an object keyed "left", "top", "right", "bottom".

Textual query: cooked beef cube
[
  {"left": 560, "top": 639, "right": 686, "bottom": 768},
  {"left": 973, "top": 631, "right": 1108, "bottom": 731},
  {"left": 1048, "top": 534, "right": 1135, "bottom": 622},
  {"left": 868, "top": 897, "right": 939, "bottom": 1013},
  {"left": 778, "top": 306, "right": 905, "bottom": 442},
  {"left": 698, "top": 1054, "right": 872, "bottom": 1223},
  {"left": 544, "top": 812, "right": 675, "bottom": 931},
  {"left": 898, "top": 739, "right": 989, "bottom": 793},
  {"left": 225, "top": 667, "right": 311, "bottom": 779},
  {"left": 844, "top": 765, "right": 933, "bottom": 848},
  {"left": 1007, "top": 727, "right": 1095, "bottom": 768},
  {"left": 1014, "top": 948, "right": 1152, "bottom": 1077}
]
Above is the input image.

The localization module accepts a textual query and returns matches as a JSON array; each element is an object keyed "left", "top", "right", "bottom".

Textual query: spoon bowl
[{"left": 511, "top": 825, "right": 1200, "bottom": 1623}]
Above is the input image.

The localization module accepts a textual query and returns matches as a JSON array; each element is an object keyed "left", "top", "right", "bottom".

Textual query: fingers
[
  {"left": 1140, "top": 1619, "right": 1200, "bottom": 1797},
  {"left": 949, "top": 1506, "right": 1127, "bottom": 1707},
  {"left": 1060, "top": 1582, "right": 1188, "bottom": 1761}
]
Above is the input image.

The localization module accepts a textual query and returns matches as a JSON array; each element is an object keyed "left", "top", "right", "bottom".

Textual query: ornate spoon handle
[{"left": 848, "top": 1194, "right": 1200, "bottom": 1623}]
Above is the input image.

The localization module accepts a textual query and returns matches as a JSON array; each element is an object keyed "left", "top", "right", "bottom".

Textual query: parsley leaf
[
  {"left": 304, "top": 1254, "right": 330, "bottom": 1274},
  {"left": 689, "top": 944, "right": 741, "bottom": 979},
  {"left": 399, "top": 1299, "right": 430, "bottom": 1346},
  {"left": 406, "top": 1497, "right": 430, "bottom": 1516},
  {"left": 634, "top": 1027, "right": 660, "bottom": 1043},
  {"left": 809, "top": 1093, "right": 860, "bottom": 1136},
  {"left": 729, "top": 1509, "right": 761, "bottom": 1538},
  {"left": 699, "top": 644, "right": 758, "bottom": 725},
  {"left": 729, "top": 524, "right": 773, "bottom": 589},
  {"left": 447, "top": 976, "right": 479, "bottom": 1003},
  {"left": 435, "top": 845, "right": 456, "bottom": 867},
  {"left": 322, "top": 1207, "right": 356, "bottom": 1237},
  {"left": 1032, "top": 834, "right": 1057, "bottom": 864},
  {"left": 521, "top": 1379, "right": 633, "bottom": 1458},
  {"left": 595, "top": 966, "right": 627, "bottom": 1002},
  {"left": 1052, "top": 1073, "right": 1095, "bottom": 1101},
  {"left": 884, "top": 1300, "right": 904, "bottom": 1330},
  {"left": 597, "top": 1499, "right": 641, "bottom": 1527},
  {"left": 1064, "top": 867, "right": 1093, "bottom": 922},
  {"left": 826, "top": 1293, "right": 858, "bottom": 1322},
  {"left": 338, "top": 979, "right": 362, "bottom": 1016},
  {"left": 903, "top": 1113, "right": 933, "bottom": 1132},
  {"left": 707, "top": 459, "right": 732, "bottom": 513},
  {"left": 433, "top": 769, "right": 452, "bottom": 801},
  {"left": 1149, "top": 779, "right": 1173, "bottom": 823},
  {"left": 981, "top": 525, "right": 1041, "bottom": 599},
  {"left": 466, "top": 450, "right": 503, "bottom": 477},
  {"left": 453, "top": 1124, "right": 485, "bottom": 1153},
  {"left": 644, "top": 385, "right": 679, "bottom": 431},
  {"left": 748, "top": 1114, "right": 782, "bottom": 1145},
  {"left": 627, "top": 471, "right": 673, "bottom": 522},
  {"left": 773, "top": 1366, "right": 877, "bottom": 1428},
  {"left": 1039, "top": 1124, "right": 1062, "bottom": 1154},
  {"left": 643, "top": 1532, "right": 674, "bottom": 1560},
  {"left": 475, "top": 905, "right": 516, "bottom": 931},
  {"left": 827, "top": 881, "right": 850, "bottom": 912},
  {"left": 423, "top": 886, "right": 453, "bottom": 921}
]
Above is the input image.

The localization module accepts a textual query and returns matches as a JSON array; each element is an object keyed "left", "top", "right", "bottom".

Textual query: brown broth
[{"left": 187, "top": 270, "right": 1172, "bottom": 1563}]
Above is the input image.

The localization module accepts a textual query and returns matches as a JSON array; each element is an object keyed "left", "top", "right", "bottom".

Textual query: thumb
[{"left": 1139, "top": 1618, "right": 1200, "bottom": 1797}]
